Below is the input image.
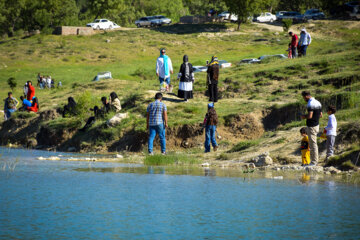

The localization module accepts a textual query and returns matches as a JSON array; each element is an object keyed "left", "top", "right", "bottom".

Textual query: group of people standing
[
  {"left": 37, "top": 73, "right": 62, "bottom": 89},
  {"left": 288, "top": 28, "right": 312, "bottom": 58},
  {"left": 300, "top": 91, "right": 337, "bottom": 166},
  {"left": 149, "top": 49, "right": 220, "bottom": 154}
]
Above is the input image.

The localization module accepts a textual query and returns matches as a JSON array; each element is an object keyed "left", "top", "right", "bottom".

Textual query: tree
[
  {"left": 224, "top": 0, "right": 265, "bottom": 30},
  {"left": 7, "top": 77, "right": 17, "bottom": 92}
]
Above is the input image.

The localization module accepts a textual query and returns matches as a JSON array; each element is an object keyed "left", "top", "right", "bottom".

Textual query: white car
[
  {"left": 193, "top": 66, "right": 207, "bottom": 73},
  {"left": 218, "top": 11, "right": 238, "bottom": 22},
  {"left": 219, "top": 60, "right": 232, "bottom": 68},
  {"left": 256, "top": 12, "right": 277, "bottom": 22},
  {"left": 86, "top": 19, "right": 120, "bottom": 30}
]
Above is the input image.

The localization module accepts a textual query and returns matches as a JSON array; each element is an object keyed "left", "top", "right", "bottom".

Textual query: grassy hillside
[{"left": 0, "top": 21, "right": 359, "bottom": 161}]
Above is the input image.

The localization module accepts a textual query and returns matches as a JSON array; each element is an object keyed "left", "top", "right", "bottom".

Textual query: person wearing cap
[
  {"left": 147, "top": 92, "right": 168, "bottom": 155},
  {"left": 207, "top": 56, "right": 219, "bottom": 102},
  {"left": 156, "top": 48, "right": 173, "bottom": 91},
  {"left": 298, "top": 28, "right": 311, "bottom": 57},
  {"left": 177, "top": 55, "right": 194, "bottom": 102},
  {"left": 203, "top": 103, "right": 219, "bottom": 153}
]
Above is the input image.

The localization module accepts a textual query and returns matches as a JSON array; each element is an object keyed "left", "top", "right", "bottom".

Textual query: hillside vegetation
[{"left": 0, "top": 20, "right": 359, "bottom": 164}]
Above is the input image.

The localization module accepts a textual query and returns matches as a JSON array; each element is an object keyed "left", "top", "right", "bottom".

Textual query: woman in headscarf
[
  {"left": 177, "top": 55, "right": 194, "bottom": 102},
  {"left": 109, "top": 92, "right": 121, "bottom": 112},
  {"left": 63, "top": 97, "right": 77, "bottom": 117}
]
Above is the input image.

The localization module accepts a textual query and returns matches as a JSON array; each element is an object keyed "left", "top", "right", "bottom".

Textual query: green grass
[
  {"left": 228, "top": 139, "right": 261, "bottom": 153},
  {"left": 144, "top": 153, "right": 200, "bottom": 166}
]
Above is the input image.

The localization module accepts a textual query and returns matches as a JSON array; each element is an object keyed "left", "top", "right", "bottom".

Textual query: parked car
[
  {"left": 86, "top": 19, "right": 120, "bottom": 30},
  {"left": 239, "top": 58, "right": 261, "bottom": 64},
  {"left": 345, "top": 1, "right": 360, "bottom": 18},
  {"left": 192, "top": 66, "right": 207, "bottom": 73},
  {"left": 258, "top": 54, "right": 287, "bottom": 61},
  {"left": 153, "top": 15, "right": 172, "bottom": 26},
  {"left": 218, "top": 11, "right": 238, "bottom": 22},
  {"left": 135, "top": 16, "right": 156, "bottom": 27},
  {"left": 219, "top": 60, "right": 232, "bottom": 68},
  {"left": 276, "top": 11, "right": 287, "bottom": 19},
  {"left": 255, "top": 12, "right": 277, "bottom": 22},
  {"left": 304, "top": 9, "right": 325, "bottom": 20},
  {"left": 277, "top": 11, "right": 304, "bottom": 22}
]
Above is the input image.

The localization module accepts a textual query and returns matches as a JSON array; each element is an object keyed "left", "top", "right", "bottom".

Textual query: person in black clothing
[
  {"left": 79, "top": 97, "right": 111, "bottom": 132},
  {"left": 63, "top": 97, "right": 77, "bottom": 117},
  {"left": 207, "top": 56, "right": 219, "bottom": 102},
  {"left": 177, "top": 55, "right": 194, "bottom": 102}
]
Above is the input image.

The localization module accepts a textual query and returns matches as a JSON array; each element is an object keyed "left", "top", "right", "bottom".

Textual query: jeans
[
  {"left": 205, "top": 125, "right": 218, "bottom": 152},
  {"left": 326, "top": 135, "right": 336, "bottom": 158},
  {"left": 5, "top": 108, "right": 16, "bottom": 119},
  {"left": 300, "top": 45, "right": 308, "bottom": 56},
  {"left": 159, "top": 77, "right": 170, "bottom": 85},
  {"left": 291, "top": 46, "right": 297, "bottom": 58},
  {"left": 306, "top": 125, "right": 319, "bottom": 164},
  {"left": 148, "top": 124, "right": 166, "bottom": 153}
]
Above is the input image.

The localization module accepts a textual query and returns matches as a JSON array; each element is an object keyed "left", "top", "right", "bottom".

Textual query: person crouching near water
[
  {"left": 300, "top": 127, "right": 310, "bottom": 166},
  {"left": 147, "top": 93, "right": 168, "bottom": 155},
  {"left": 156, "top": 48, "right": 173, "bottom": 92},
  {"left": 204, "top": 103, "right": 219, "bottom": 153},
  {"left": 177, "top": 55, "right": 194, "bottom": 102},
  {"left": 207, "top": 56, "right": 219, "bottom": 103}
]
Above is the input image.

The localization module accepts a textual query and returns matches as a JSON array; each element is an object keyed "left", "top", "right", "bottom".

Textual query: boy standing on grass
[
  {"left": 300, "top": 127, "right": 310, "bottom": 166},
  {"left": 324, "top": 105, "right": 337, "bottom": 161}
]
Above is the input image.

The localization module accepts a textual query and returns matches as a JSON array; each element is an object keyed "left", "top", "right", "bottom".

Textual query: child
[
  {"left": 204, "top": 103, "right": 218, "bottom": 153},
  {"left": 300, "top": 127, "right": 310, "bottom": 166},
  {"left": 324, "top": 105, "right": 337, "bottom": 161},
  {"left": 286, "top": 43, "right": 292, "bottom": 59}
]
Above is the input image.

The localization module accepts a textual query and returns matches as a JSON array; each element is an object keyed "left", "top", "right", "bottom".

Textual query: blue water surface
[{"left": 0, "top": 147, "right": 360, "bottom": 239}]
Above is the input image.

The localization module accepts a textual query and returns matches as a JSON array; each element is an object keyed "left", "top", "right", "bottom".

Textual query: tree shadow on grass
[{"left": 152, "top": 23, "right": 228, "bottom": 35}]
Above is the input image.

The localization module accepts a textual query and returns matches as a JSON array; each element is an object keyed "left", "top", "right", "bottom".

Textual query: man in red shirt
[
  {"left": 289, "top": 32, "right": 298, "bottom": 58},
  {"left": 26, "top": 81, "right": 35, "bottom": 101}
]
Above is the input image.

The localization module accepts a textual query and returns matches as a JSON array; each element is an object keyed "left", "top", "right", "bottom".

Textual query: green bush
[
  {"left": 282, "top": 19, "right": 293, "bottom": 32},
  {"left": 144, "top": 154, "right": 199, "bottom": 166},
  {"left": 228, "top": 139, "right": 260, "bottom": 153},
  {"left": 75, "top": 91, "right": 98, "bottom": 121}
]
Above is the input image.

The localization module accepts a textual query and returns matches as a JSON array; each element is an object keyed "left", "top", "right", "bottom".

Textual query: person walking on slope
[
  {"left": 203, "top": 103, "right": 219, "bottom": 153},
  {"left": 298, "top": 28, "right": 311, "bottom": 57},
  {"left": 177, "top": 55, "right": 194, "bottom": 102},
  {"left": 147, "top": 93, "right": 168, "bottom": 155},
  {"left": 207, "top": 56, "right": 219, "bottom": 102},
  {"left": 156, "top": 48, "right": 173, "bottom": 92},
  {"left": 289, "top": 31, "right": 298, "bottom": 58},
  {"left": 301, "top": 91, "right": 322, "bottom": 166}
]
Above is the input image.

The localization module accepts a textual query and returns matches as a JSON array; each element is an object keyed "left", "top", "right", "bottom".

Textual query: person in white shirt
[
  {"left": 324, "top": 105, "right": 337, "bottom": 161},
  {"left": 156, "top": 48, "right": 173, "bottom": 90},
  {"left": 47, "top": 76, "right": 52, "bottom": 89}
]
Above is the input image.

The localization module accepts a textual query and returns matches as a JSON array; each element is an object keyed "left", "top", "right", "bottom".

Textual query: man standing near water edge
[
  {"left": 301, "top": 91, "right": 322, "bottom": 166},
  {"left": 147, "top": 93, "right": 168, "bottom": 155},
  {"left": 156, "top": 48, "right": 173, "bottom": 91}
]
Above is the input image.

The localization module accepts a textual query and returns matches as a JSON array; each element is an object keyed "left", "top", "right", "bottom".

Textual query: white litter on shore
[
  {"left": 273, "top": 176, "right": 283, "bottom": 180},
  {"left": 201, "top": 162, "right": 210, "bottom": 167}
]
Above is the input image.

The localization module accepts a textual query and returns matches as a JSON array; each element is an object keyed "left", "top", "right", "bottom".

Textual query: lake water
[{"left": 1, "top": 147, "right": 360, "bottom": 239}]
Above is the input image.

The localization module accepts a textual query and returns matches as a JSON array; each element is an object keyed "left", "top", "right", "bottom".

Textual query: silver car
[
  {"left": 135, "top": 16, "right": 156, "bottom": 27},
  {"left": 153, "top": 15, "right": 172, "bottom": 26}
]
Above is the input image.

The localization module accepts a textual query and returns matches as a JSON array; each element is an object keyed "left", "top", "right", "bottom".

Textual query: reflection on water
[{"left": 1, "top": 147, "right": 360, "bottom": 239}]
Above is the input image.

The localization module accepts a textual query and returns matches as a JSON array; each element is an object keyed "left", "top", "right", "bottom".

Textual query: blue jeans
[
  {"left": 205, "top": 125, "right": 218, "bottom": 152},
  {"left": 300, "top": 45, "right": 308, "bottom": 56},
  {"left": 159, "top": 77, "right": 170, "bottom": 85},
  {"left": 5, "top": 109, "right": 16, "bottom": 119},
  {"left": 148, "top": 124, "right": 166, "bottom": 153}
]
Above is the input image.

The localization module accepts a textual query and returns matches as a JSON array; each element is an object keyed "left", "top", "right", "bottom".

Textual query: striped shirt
[{"left": 147, "top": 100, "right": 167, "bottom": 126}]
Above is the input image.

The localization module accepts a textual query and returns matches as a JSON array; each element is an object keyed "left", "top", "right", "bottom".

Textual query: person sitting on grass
[
  {"left": 62, "top": 97, "right": 77, "bottom": 117},
  {"left": 300, "top": 127, "right": 310, "bottom": 166},
  {"left": 79, "top": 97, "right": 110, "bottom": 132},
  {"left": 19, "top": 96, "right": 32, "bottom": 111},
  {"left": 109, "top": 92, "right": 121, "bottom": 112},
  {"left": 4, "top": 92, "right": 19, "bottom": 120},
  {"left": 324, "top": 105, "right": 337, "bottom": 162},
  {"left": 27, "top": 97, "right": 39, "bottom": 113},
  {"left": 203, "top": 103, "right": 219, "bottom": 153}
]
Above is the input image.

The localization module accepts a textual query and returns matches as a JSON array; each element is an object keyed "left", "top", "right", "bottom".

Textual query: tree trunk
[{"left": 237, "top": 20, "right": 241, "bottom": 30}]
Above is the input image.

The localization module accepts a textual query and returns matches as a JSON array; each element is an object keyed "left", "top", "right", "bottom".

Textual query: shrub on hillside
[{"left": 282, "top": 19, "right": 292, "bottom": 32}]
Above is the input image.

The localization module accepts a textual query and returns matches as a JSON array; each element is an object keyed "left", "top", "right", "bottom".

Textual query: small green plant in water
[{"left": 144, "top": 154, "right": 200, "bottom": 166}]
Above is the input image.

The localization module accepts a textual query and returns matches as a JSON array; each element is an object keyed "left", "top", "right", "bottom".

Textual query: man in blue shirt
[
  {"left": 298, "top": 28, "right": 312, "bottom": 57},
  {"left": 147, "top": 93, "right": 168, "bottom": 154}
]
